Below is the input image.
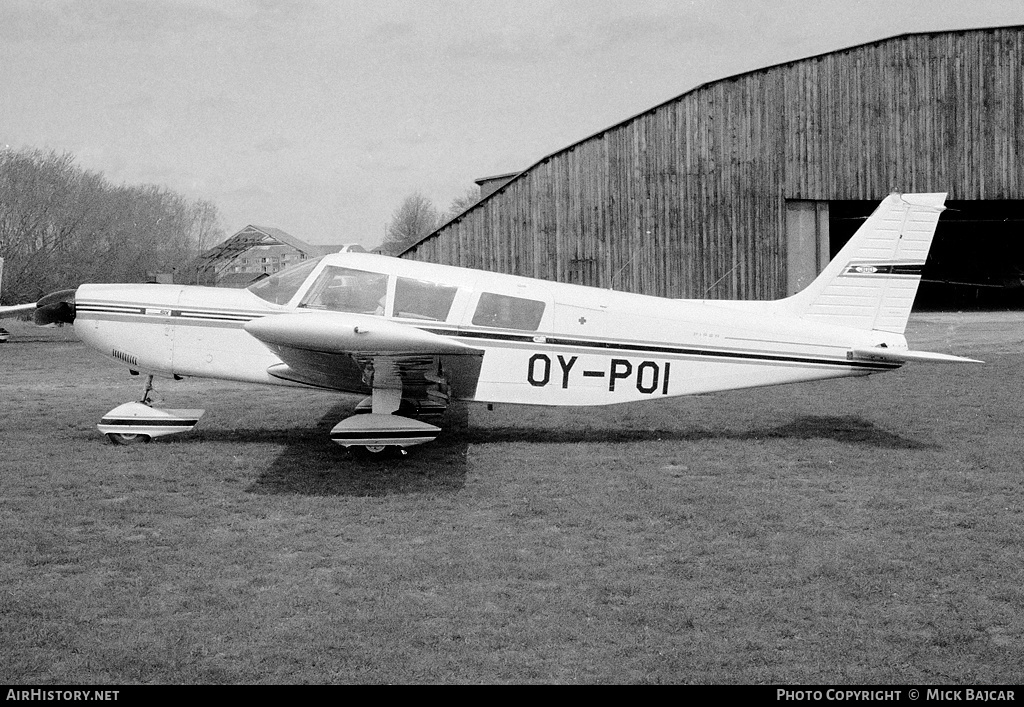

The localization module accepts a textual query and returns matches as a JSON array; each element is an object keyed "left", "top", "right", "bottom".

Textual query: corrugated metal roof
[{"left": 199, "top": 225, "right": 348, "bottom": 262}]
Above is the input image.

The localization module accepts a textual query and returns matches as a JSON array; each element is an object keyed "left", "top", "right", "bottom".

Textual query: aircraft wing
[
  {"left": 850, "top": 347, "right": 983, "bottom": 364},
  {"left": 0, "top": 303, "right": 37, "bottom": 319},
  {"left": 244, "top": 310, "right": 484, "bottom": 401}
]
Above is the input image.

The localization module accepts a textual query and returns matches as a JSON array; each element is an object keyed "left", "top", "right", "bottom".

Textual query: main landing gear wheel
[{"left": 106, "top": 432, "right": 152, "bottom": 445}]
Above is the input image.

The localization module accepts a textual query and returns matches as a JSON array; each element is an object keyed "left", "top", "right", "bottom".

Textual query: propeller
[{"left": 33, "top": 289, "right": 77, "bottom": 326}]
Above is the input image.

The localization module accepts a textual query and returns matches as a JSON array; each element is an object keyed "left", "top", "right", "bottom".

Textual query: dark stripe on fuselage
[
  {"left": 76, "top": 304, "right": 147, "bottom": 315},
  {"left": 423, "top": 328, "right": 899, "bottom": 371},
  {"left": 76, "top": 302, "right": 261, "bottom": 325},
  {"left": 173, "top": 310, "right": 254, "bottom": 322},
  {"left": 75, "top": 303, "right": 899, "bottom": 372}
]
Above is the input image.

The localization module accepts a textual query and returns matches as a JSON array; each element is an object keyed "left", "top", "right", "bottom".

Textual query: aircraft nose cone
[{"left": 34, "top": 289, "right": 76, "bottom": 325}]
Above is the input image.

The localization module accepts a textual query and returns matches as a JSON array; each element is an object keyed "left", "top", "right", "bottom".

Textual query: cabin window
[
  {"left": 300, "top": 266, "right": 388, "bottom": 315},
  {"left": 472, "top": 293, "right": 546, "bottom": 331},
  {"left": 393, "top": 277, "right": 459, "bottom": 321},
  {"left": 247, "top": 256, "right": 322, "bottom": 304}
]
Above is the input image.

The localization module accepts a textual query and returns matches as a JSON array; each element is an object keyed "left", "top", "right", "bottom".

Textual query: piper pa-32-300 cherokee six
[{"left": 2, "top": 192, "right": 980, "bottom": 455}]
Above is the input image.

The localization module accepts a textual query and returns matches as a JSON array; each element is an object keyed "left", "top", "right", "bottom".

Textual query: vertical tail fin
[{"left": 781, "top": 192, "right": 947, "bottom": 333}]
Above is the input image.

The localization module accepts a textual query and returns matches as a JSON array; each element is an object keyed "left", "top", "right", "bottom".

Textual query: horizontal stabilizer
[{"left": 849, "top": 348, "right": 983, "bottom": 364}]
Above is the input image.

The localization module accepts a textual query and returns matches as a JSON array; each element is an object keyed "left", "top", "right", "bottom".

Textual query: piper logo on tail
[{"left": 843, "top": 262, "right": 924, "bottom": 277}]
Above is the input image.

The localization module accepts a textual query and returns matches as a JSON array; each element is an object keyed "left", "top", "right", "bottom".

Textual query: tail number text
[{"left": 527, "top": 354, "right": 671, "bottom": 395}]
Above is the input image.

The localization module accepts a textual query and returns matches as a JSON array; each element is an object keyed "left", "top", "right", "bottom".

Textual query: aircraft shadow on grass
[
  {"left": 219, "top": 401, "right": 468, "bottom": 497},
  {"left": 459, "top": 415, "right": 935, "bottom": 449},
  {"left": 215, "top": 405, "right": 934, "bottom": 497}
]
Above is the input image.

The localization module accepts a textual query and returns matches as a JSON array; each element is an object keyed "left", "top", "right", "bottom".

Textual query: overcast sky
[{"left": 2, "top": 0, "right": 1022, "bottom": 249}]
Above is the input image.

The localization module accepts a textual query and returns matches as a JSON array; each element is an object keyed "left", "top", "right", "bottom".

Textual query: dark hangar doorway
[{"left": 829, "top": 200, "right": 1024, "bottom": 310}]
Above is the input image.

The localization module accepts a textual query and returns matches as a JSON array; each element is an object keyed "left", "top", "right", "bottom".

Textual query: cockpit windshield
[
  {"left": 299, "top": 266, "right": 389, "bottom": 315},
  {"left": 246, "top": 257, "right": 323, "bottom": 304}
]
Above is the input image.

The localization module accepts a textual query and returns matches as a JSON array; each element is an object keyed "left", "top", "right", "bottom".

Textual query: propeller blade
[
  {"left": 0, "top": 302, "right": 37, "bottom": 319},
  {"left": 36, "top": 289, "right": 77, "bottom": 307}
]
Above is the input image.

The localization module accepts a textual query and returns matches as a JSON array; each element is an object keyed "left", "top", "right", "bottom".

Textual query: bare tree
[
  {"left": 0, "top": 146, "right": 223, "bottom": 303},
  {"left": 0, "top": 148, "right": 84, "bottom": 301},
  {"left": 446, "top": 187, "right": 481, "bottom": 219},
  {"left": 181, "top": 199, "right": 224, "bottom": 284},
  {"left": 381, "top": 192, "right": 441, "bottom": 255}
]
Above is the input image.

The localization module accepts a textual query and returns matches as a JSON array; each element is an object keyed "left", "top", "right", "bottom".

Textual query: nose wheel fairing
[{"left": 98, "top": 402, "right": 205, "bottom": 444}]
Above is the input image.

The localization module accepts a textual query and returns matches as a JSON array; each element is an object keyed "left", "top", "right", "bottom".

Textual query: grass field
[{"left": 1, "top": 314, "right": 1022, "bottom": 684}]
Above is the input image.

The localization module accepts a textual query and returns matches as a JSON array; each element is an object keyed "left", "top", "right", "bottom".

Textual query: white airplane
[{"left": 2, "top": 192, "right": 979, "bottom": 454}]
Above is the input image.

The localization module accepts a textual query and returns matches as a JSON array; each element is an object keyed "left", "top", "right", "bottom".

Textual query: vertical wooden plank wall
[{"left": 404, "top": 27, "right": 1024, "bottom": 300}]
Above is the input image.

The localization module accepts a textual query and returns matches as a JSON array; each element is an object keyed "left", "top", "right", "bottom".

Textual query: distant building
[
  {"left": 194, "top": 225, "right": 347, "bottom": 287},
  {"left": 145, "top": 272, "right": 175, "bottom": 285}
]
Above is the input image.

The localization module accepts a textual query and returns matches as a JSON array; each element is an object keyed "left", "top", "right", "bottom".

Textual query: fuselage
[{"left": 73, "top": 252, "right": 905, "bottom": 406}]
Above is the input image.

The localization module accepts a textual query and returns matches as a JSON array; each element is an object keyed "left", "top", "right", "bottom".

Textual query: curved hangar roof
[{"left": 402, "top": 25, "right": 1024, "bottom": 300}]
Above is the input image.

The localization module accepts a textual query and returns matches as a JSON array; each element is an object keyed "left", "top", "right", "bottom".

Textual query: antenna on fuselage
[{"left": 702, "top": 261, "right": 741, "bottom": 298}]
